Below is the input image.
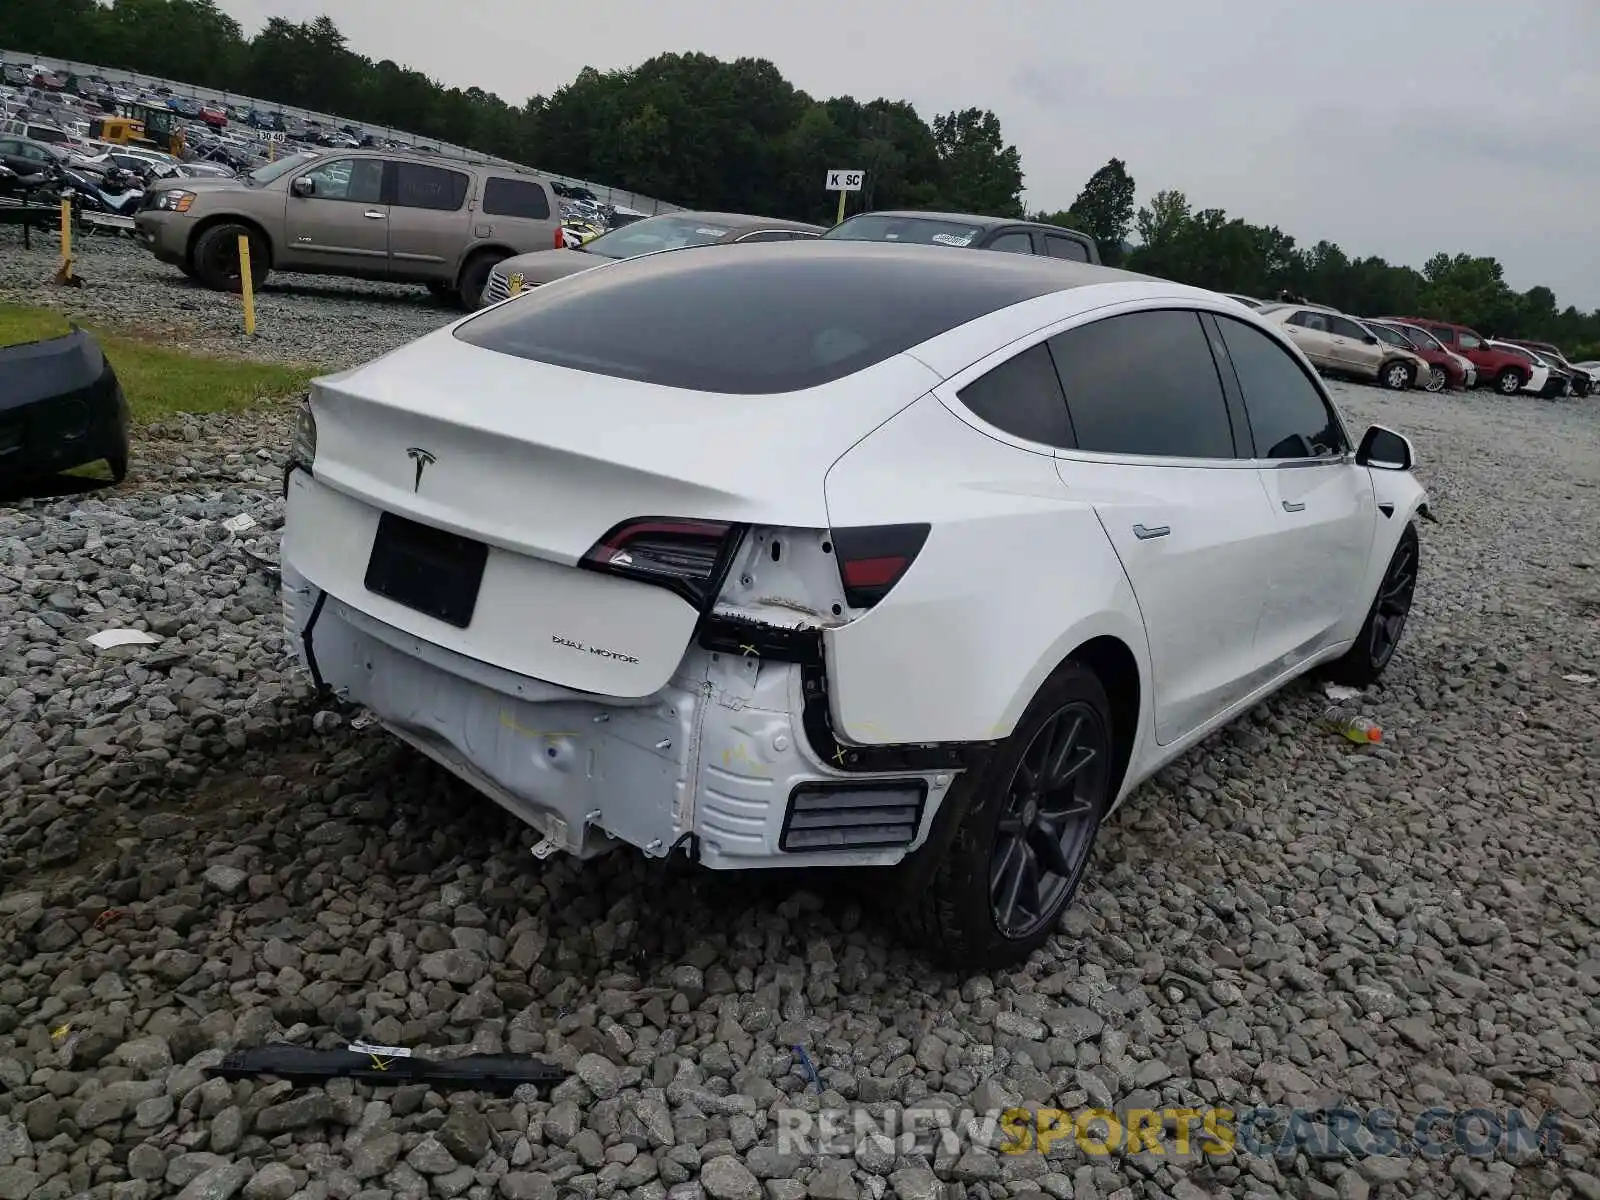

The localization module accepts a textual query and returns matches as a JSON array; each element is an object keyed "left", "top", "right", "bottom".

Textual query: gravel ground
[
  {"left": 0, "top": 224, "right": 455, "bottom": 369},
  {"left": 3, "top": 241, "right": 1600, "bottom": 1200}
]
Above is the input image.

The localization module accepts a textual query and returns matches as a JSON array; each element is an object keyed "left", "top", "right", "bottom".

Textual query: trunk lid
[{"left": 296, "top": 329, "right": 939, "bottom": 696}]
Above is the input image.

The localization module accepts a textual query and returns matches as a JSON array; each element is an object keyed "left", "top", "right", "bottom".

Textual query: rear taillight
[
  {"left": 831, "top": 523, "right": 930, "bottom": 609},
  {"left": 581, "top": 517, "right": 742, "bottom": 609}
]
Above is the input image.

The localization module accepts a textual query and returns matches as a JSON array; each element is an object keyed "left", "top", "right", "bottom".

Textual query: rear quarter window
[{"left": 482, "top": 177, "right": 551, "bottom": 220}]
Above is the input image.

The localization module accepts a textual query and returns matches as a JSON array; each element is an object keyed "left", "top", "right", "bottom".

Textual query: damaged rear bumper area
[
  {"left": 281, "top": 556, "right": 961, "bottom": 871},
  {"left": 0, "top": 327, "right": 130, "bottom": 498}
]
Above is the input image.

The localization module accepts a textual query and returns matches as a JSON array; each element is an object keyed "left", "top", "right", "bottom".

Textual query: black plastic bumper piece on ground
[
  {"left": 207, "top": 1045, "right": 566, "bottom": 1096},
  {"left": 0, "top": 327, "right": 130, "bottom": 501},
  {"left": 697, "top": 614, "right": 997, "bottom": 775}
]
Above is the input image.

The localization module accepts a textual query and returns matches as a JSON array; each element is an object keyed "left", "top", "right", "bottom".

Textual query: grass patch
[{"left": 0, "top": 303, "right": 317, "bottom": 423}]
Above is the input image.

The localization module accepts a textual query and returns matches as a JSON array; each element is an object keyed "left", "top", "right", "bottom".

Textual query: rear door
[
  {"left": 280, "top": 155, "right": 387, "bottom": 271},
  {"left": 1279, "top": 310, "right": 1339, "bottom": 370},
  {"left": 384, "top": 160, "right": 470, "bottom": 280},
  {"left": 985, "top": 230, "right": 1035, "bottom": 255},
  {"left": 1046, "top": 307, "right": 1281, "bottom": 744},
  {"left": 1209, "top": 313, "right": 1374, "bottom": 666}
]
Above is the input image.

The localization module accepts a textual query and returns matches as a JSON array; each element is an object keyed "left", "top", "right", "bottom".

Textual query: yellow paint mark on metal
[
  {"left": 51, "top": 1023, "right": 72, "bottom": 1042},
  {"left": 498, "top": 711, "right": 579, "bottom": 740},
  {"left": 720, "top": 742, "right": 769, "bottom": 776}
]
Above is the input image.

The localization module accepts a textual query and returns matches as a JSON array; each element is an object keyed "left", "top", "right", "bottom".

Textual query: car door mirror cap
[
  {"left": 290, "top": 175, "right": 313, "bottom": 197},
  {"left": 1356, "top": 425, "right": 1414, "bottom": 471},
  {"left": 1363, "top": 334, "right": 1379, "bottom": 345}
]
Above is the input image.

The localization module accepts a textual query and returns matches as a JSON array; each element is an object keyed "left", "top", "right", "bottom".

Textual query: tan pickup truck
[{"left": 133, "top": 148, "right": 565, "bottom": 308}]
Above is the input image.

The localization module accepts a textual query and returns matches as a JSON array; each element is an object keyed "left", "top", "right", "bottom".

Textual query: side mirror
[
  {"left": 1356, "top": 425, "right": 1414, "bottom": 471},
  {"left": 290, "top": 175, "right": 313, "bottom": 197},
  {"left": 1363, "top": 334, "right": 1379, "bottom": 345}
]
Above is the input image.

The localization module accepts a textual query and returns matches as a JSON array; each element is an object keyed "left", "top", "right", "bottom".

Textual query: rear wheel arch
[
  {"left": 456, "top": 244, "right": 516, "bottom": 294},
  {"left": 1064, "top": 635, "right": 1141, "bottom": 802}
]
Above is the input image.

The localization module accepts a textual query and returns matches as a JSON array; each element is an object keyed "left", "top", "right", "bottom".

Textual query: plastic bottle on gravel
[{"left": 1321, "top": 706, "right": 1382, "bottom": 744}]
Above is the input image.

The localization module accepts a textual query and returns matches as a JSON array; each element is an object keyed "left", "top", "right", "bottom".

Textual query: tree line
[{"left": 7, "top": 0, "right": 1597, "bottom": 357}]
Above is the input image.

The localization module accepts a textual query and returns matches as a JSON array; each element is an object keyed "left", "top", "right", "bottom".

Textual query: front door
[
  {"left": 1326, "top": 313, "right": 1383, "bottom": 378},
  {"left": 280, "top": 156, "right": 387, "bottom": 272},
  {"left": 1209, "top": 313, "right": 1376, "bottom": 667}
]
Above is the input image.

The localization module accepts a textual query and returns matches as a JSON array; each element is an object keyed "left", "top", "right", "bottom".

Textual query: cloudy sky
[{"left": 214, "top": 0, "right": 1600, "bottom": 309}]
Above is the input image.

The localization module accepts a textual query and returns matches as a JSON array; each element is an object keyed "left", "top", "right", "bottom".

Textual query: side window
[
  {"left": 1327, "top": 315, "right": 1369, "bottom": 340},
  {"left": 987, "top": 232, "right": 1034, "bottom": 255},
  {"left": 734, "top": 230, "right": 795, "bottom": 243},
  {"left": 955, "top": 342, "right": 1074, "bottom": 448},
  {"left": 300, "top": 157, "right": 382, "bottom": 203},
  {"left": 1213, "top": 315, "right": 1345, "bottom": 460},
  {"left": 1048, "top": 310, "right": 1236, "bottom": 459},
  {"left": 394, "top": 162, "right": 469, "bottom": 211},
  {"left": 1457, "top": 332, "right": 1481, "bottom": 349},
  {"left": 1429, "top": 326, "right": 1456, "bottom": 343},
  {"left": 481, "top": 177, "right": 551, "bottom": 220},
  {"left": 1044, "top": 235, "right": 1090, "bottom": 262}
]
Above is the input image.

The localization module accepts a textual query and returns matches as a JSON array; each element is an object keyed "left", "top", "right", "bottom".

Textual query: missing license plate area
[{"left": 364, "top": 512, "right": 488, "bottom": 628}]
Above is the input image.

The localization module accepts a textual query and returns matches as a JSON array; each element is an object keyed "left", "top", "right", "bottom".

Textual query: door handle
[
  {"left": 1282, "top": 500, "right": 1306, "bottom": 512},
  {"left": 1132, "top": 524, "right": 1170, "bottom": 540},
  {"left": 363, "top": 209, "right": 386, "bottom": 219}
]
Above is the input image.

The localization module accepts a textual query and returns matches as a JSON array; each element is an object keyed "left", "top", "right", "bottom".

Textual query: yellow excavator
[{"left": 88, "top": 103, "right": 185, "bottom": 157}]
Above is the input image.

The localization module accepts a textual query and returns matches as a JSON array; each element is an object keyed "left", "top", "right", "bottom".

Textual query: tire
[
  {"left": 1495, "top": 368, "right": 1524, "bottom": 395},
  {"left": 105, "top": 452, "right": 128, "bottom": 485},
  {"left": 1325, "top": 523, "right": 1419, "bottom": 688},
  {"left": 1425, "top": 366, "right": 1447, "bottom": 393},
  {"left": 456, "top": 252, "right": 506, "bottom": 311},
  {"left": 426, "top": 281, "right": 458, "bottom": 305},
  {"left": 191, "top": 222, "right": 269, "bottom": 293},
  {"left": 1380, "top": 360, "right": 1413, "bottom": 391},
  {"left": 897, "top": 662, "right": 1115, "bottom": 969}
]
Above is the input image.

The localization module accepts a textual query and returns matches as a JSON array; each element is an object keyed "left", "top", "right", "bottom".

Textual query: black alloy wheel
[
  {"left": 988, "top": 701, "right": 1109, "bottom": 939},
  {"left": 1367, "top": 528, "right": 1417, "bottom": 671}
]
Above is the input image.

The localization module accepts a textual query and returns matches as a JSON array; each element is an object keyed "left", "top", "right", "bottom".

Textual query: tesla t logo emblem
[{"left": 406, "top": 447, "right": 436, "bottom": 491}]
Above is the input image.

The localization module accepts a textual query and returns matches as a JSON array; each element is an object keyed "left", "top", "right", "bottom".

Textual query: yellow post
[
  {"left": 835, "top": 188, "right": 847, "bottom": 226},
  {"left": 59, "top": 198, "right": 73, "bottom": 280},
  {"left": 268, "top": 139, "right": 276, "bottom": 162},
  {"left": 238, "top": 234, "right": 256, "bottom": 336}
]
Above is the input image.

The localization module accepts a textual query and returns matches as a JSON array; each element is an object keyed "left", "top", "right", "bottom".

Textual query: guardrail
[{"left": 2, "top": 48, "right": 687, "bottom": 216}]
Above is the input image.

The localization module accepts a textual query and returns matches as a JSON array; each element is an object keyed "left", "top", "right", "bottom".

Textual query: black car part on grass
[{"left": 0, "top": 326, "right": 130, "bottom": 500}]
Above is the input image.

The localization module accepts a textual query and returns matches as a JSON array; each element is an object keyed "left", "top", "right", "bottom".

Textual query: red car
[
  {"left": 1378, "top": 317, "right": 1532, "bottom": 395},
  {"left": 1364, "top": 320, "right": 1472, "bottom": 391},
  {"left": 199, "top": 106, "right": 228, "bottom": 129}
]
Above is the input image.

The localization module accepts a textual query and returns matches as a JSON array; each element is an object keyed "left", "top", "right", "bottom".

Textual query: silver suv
[{"left": 134, "top": 149, "right": 565, "bottom": 308}]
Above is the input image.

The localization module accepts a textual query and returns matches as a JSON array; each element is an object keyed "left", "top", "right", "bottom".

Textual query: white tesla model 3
[{"left": 281, "top": 241, "right": 1427, "bottom": 967}]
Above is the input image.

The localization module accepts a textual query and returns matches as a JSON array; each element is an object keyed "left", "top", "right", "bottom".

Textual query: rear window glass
[
  {"left": 823, "top": 214, "right": 987, "bottom": 248},
  {"left": 482, "top": 177, "right": 550, "bottom": 220},
  {"left": 579, "top": 214, "right": 733, "bottom": 260},
  {"left": 453, "top": 244, "right": 1070, "bottom": 394}
]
